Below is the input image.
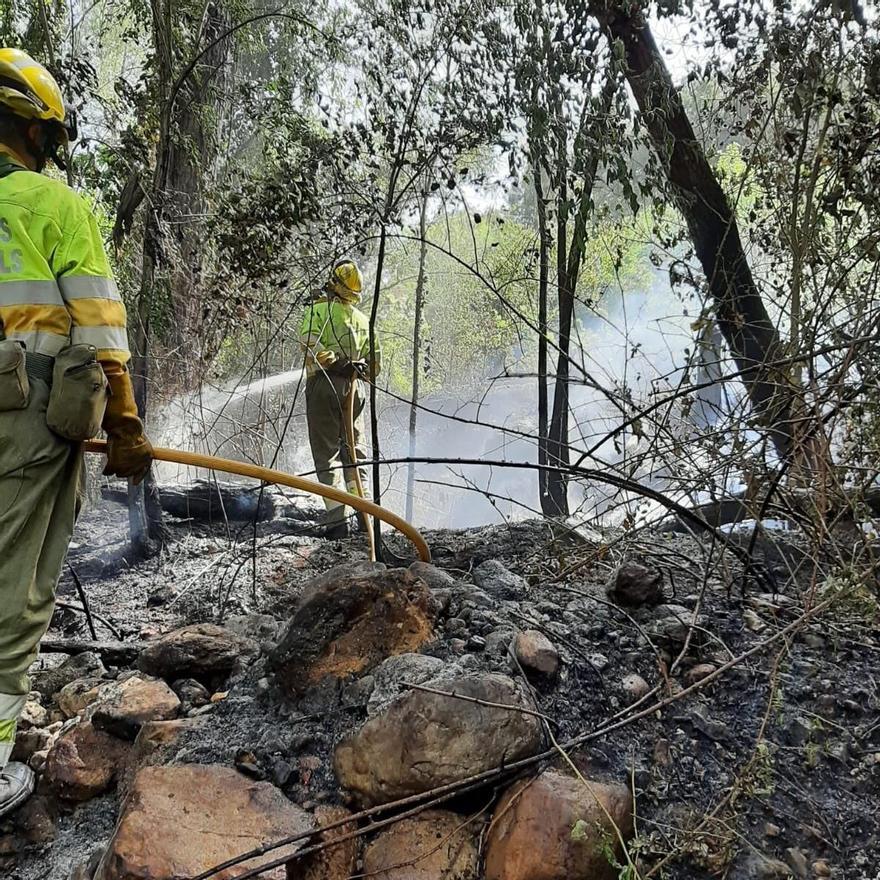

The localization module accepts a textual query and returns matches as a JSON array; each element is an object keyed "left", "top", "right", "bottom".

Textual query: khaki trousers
[
  {"left": 305, "top": 372, "right": 366, "bottom": 525},
  {"left": 0, "top": 377, "right": 82, "bottom": 766}
]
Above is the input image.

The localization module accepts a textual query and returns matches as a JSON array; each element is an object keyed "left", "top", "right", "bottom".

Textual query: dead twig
[
  {"left": 38, "top": 638, "right": 139, "bottom": 665},
  {"left": 54, "top": 601, "right": 122, "bottom": 641},
  {"left": 65, "top": 563, "right": 98, "bottom": 641},
  {"left": 402, "top": 681, "right": 559, "bottom": 727}
]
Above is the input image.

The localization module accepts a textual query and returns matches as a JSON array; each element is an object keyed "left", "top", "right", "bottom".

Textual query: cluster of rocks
[
  {"left": 6, "top": 542, "right": 869, "bottom": 880},
  {"left": 2, "top": 559, "right": 640, "bottom": 879}
]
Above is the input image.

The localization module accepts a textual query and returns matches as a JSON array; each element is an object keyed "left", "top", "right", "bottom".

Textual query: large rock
[
  {"left": 287, "top": 805, "right": 358, "bottom": 880},
  {"left": 408, "top": 561, "right": 458, "bottom": 591},
  {"left": 95, "top": 765, "right": 313, "bottom": 880},
  {"left": 606, "top": 559, "right": 663, "bottom": 607},
  {"left": 137, "top": 623, "right": 255, "bottom": 686},
  {"left": 362, "top": 810, "right": 480, "bottom": 880},
  {"left": 472, "top": 560, "right": 529, "bottom": 600},
  {"left": 270, "top": 563, "right": 438, "bottom": 697},
  {"left": 91, "top": 675, "right": 180, "bottom": 739},
  {"left": 409, "top": 561, "right": 459, "bottom": 591},
  {"left": 485, "top": 770, "right": 634, "bottom": 880},
  {"left": 44, "top": 722, "right": 130, "bottom": 801},
  {"left": 0, "top": 795, "right": 57, "bottom": 864},
  {"left": 31, "top": 651, "right": 106, "bottom": 700},
  {"left": 334, "top": 673, "right": 543, "bottom": 806}
]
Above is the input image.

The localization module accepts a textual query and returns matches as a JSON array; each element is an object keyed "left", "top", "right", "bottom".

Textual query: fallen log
[
  {"left": 661, "top": 487, "right": 880, "bottom": 534},
  {"left": 659, "top": 492, "right": 755, "bottom": 533},
  {"left": 39, "top": 638, "right": 140, "bottom": 666},
  {"left": 102, "top": 480, "right": 277, "bottom": 522}
]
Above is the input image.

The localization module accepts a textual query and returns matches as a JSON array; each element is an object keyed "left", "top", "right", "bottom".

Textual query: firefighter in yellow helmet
[
  {"left": 0, "top": 49, "right": 152, "bottom": 816},
  {"left": 300, "top": 259, "right": 381, "bottom": 538}
]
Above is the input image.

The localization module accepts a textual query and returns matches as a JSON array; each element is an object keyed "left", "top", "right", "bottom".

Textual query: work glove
[
  {"left": 315, "top": 350, "right": 337, "bottom": 370},
  {"left": 101, "top": 365, "right": 153, "bottom": 485}
]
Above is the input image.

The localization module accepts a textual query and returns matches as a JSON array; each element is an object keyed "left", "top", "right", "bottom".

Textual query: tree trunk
[
  {"left": 163, "top": 1, "right": 231, "bottom": 388},
  {"left": 128, "top": 164, "right": 165, "bottom": 557},
  {"left": 369, "top": 224, "right": 388, "bottom": 555},
  {"left": 104, "top": 481, "right": 277, "bottom": 522},
  {"left": 125, "top": 0, "right": 232, "bottom": 553},
  {"left": 547, "top": 125, "right": 571, "bottom": 516},
  {"left": 592, "top": 2, "right": 794, "bottom": 460},
  {"left": 546, "top": 73, "right": 618, "bottom": 515},
  {"left": 405, "top": 194, "right": 429, "bottom": 523},
  {"left": 534, "top": 159, "right": 551, "bottom": 513}
]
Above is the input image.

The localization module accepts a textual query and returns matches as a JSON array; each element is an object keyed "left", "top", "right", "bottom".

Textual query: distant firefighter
[
  {"left": 0, "top": 49, "right": 152, "bottom": 817},
  {"left": 300, "top": 259, "right": 381, "bottom": 537}
]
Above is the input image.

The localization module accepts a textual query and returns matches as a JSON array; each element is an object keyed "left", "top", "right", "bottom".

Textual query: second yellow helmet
[{"left": 330, "top": 259, "right": 364, "bottom": 302}]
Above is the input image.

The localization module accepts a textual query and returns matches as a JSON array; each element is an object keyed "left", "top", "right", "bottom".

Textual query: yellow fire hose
[{"left": 82, "top": 439, "right": 431, "bottom": 563}]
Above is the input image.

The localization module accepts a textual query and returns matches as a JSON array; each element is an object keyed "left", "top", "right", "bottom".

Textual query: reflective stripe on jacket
[
  {"left": 299, "top": 295, "right": 381, "bottom": 376},
  {"left": 0, "top": 154, "right": 130, "bottom": 367}
]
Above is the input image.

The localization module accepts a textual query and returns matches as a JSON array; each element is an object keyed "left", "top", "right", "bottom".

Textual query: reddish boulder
[
  {"left": 137, "top": 624, "right": 255, "bottom": 686},
  {"left": 270, "top": 562, "right": 438, "bottom": 697},
  {"left": 95, "top": 765, "right": 313, "bottom": 880},
  {"left": 484, "top": 770, "right": 634, "bottom": 880},
  {"left": 44, "top": 722, "right": 130, "bottom": 801},
  {"left": 120, "top": 717, "right": 205, "bottom": 797},
  {"left": 334, "top": 673, "right": 543, "bottom": 806}
]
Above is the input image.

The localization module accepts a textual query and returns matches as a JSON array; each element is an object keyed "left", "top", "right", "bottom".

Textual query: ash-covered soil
[{"left": 6, "top": 493, "right": 880, "bottom": 880}]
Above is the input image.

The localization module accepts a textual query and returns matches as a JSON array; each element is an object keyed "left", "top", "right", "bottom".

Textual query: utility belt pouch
[
  {"left": 0, "top": 339, "right": 29, "bottom": 411},
  {"left": 46, "top": 344, "right": 109, "bottom": 441}
]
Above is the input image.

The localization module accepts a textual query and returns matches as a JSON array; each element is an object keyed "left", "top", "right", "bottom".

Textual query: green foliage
[
  {"left": 819, "top": 569, "right": 880, "bottom": 620},
  {"left": 380, "top": 207, "right": 536, "bottom": 393},
  {"left": 591, "top": 823, "right": 640, "bottom": 880},
  {"left": 744, "top": 741, "right": 776, "bottom": 796},
  {"left": 376, "top": 198, "right": 650, "bottom": 399},
  {"left": 715, "top": 142, "right": 761, "bottom": 220}
]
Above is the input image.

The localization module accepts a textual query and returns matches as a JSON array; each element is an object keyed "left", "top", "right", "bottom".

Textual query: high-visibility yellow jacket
[
  {"left": 300, "top": 294, "right": 381, "bottom": 377},
  {"left": 0, "top": 153, "right": 129, "bottom": 368}
]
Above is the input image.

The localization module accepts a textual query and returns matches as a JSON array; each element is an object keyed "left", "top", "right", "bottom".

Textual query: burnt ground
[{"left": 6, "top": 487, "right": 880, "bottom": 880}]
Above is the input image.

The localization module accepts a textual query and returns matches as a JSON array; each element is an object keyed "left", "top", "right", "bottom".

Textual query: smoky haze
[{"left": 150, "top": 266, "right": 725, "bottom": 530}]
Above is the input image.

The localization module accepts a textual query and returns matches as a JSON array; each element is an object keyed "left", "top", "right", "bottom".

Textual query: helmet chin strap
[
  {"left": 24, "top": 123, "right": 66, "bottom": 173},
  {"left": 47, "top": 138, "right": 67, "bottom": 171},
  {"left": 329, "top": 281, "right": 360, "bottom": 304}
]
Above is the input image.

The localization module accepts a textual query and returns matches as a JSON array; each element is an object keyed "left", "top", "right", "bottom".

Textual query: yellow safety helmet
[
  {"left": 329, "top": 259, "right": 364, "bottom": 303},
  {"left": 0, "top": 48, "right": 75, "bottom": 166}
]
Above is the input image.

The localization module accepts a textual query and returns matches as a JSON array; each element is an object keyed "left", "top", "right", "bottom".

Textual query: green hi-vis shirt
[
  {"left": 0, "top": 153, "right": 130, "bottom": 367},
  {"left": 299, "top": 295, "right": 381, "bottom": 376}
]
